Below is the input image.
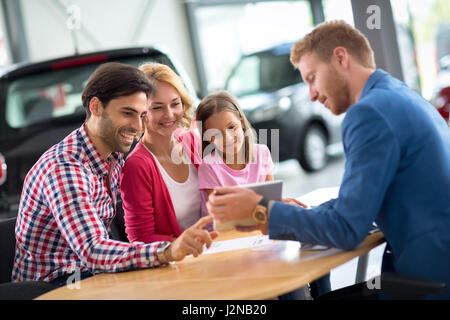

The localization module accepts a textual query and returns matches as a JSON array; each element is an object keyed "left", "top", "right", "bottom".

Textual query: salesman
[{"left": 207, "top": 20, "right": 450, "bottom": 299}]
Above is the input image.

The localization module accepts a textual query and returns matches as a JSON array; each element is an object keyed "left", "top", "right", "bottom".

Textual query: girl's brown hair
[
  {"left": 196, "top": 90, "right": 255, "bottom": 163},
  {"left": 139, "top": 62, "right": 194, "bottom": 128}
]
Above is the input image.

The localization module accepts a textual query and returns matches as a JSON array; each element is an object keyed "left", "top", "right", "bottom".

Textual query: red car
[
  {"left": 434, "top": 25, "right": 450, "bottom": 126},
  {"left": 432, "top": 56, "right": 450, "bottom": 126},
  {"left": 435, "top": 87, "right": 450, "bottom": 125}
]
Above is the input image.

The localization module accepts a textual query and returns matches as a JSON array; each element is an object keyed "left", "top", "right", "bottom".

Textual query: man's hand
[
  {"left": 235, "top": 198, "right": 308, "bottom": 235},
  {"left": 167, "top": 216, "right": 219, "bottom": 261},
  {"left": 281, "top": 198, "right": 309, "bottom": 208},
  {"left": 206, "top": 187, "right": 263, "bottom": 223}
]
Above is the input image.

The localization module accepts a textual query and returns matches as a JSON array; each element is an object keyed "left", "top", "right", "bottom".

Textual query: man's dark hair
[{"left": 82, "top": 62, "right": 154, "bottom": 118}]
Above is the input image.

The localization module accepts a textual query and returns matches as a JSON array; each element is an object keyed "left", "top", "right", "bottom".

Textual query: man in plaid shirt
[{"left": 12, "top": 62, "right": 216, "bottom": 286}]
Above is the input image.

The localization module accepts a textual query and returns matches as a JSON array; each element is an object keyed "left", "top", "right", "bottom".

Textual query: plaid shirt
[{"left": 12, "top": 125, "right": 163, "bottom": 282}]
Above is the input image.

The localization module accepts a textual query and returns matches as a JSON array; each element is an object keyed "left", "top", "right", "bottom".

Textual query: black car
[
  {"left": 224, "top": 42, "right": 344, "bottom": 173},
  {"left": 0, "top": 47, "right": 197, "bottom": 218}
]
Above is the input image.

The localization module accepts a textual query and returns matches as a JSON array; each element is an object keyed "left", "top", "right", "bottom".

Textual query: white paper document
[
  {"left": 300, "top": 243, "right": 330, "bottom": 250},
  {"left": 201, "top": 235, "right": 274, "bottom": 255},
  {"left": 296, "top": 187, "right": 340, "bottom": 207},
  {"left": 200, "top": 234, "right": 334, "bottom": 256},
  {"left": 252, "top": 239, "right": 301, "bottom": 252}
]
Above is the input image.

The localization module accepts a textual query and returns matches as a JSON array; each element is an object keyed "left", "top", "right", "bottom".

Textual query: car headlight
[{"left": 249, "top": 96, "right": 292, "bottom": 123}]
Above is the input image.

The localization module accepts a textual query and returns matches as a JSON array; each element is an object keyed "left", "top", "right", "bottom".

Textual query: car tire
[{"left": 298, "top": 124, "right": 328, "bottom": 172}]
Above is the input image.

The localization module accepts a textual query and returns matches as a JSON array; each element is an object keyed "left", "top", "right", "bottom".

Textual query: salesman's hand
[
  {"left": 206, "top": 187, "right": 263, "bottom": 223},
  {"left": 281, "top": 198, "right": 308, "bottom": 208},
  {"left": 235, "top": 199, "right": 308, "bottom": 235},
  {"left": 167, "top": 216, "right": 219, "bottom": 261}
]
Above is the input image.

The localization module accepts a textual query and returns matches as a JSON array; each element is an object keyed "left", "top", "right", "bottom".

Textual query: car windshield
[
  {"left": 5, "top": 55, "right": 174, "bottom": 129},
  {"left": 226, "top": 52, "right": 302, "bottom": 97}
]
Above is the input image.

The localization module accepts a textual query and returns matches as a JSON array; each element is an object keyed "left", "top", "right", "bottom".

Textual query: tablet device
[{"left": 213, "top": 180, "right": 283, "bottom": 232}]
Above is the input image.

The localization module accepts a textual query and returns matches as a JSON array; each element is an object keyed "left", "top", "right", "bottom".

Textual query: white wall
[{"left": 19, "top": 0, "right": 199, "bottom": 90}]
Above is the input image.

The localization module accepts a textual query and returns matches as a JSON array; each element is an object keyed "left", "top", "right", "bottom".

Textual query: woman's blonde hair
[
  {"left": 139, "top": 62, "right": 194, "bottom": 128},
  {"left": 196, "top": 90, "right": 255, "bottom": 163},
  {"left": 290, "top": 20, "right": 376, "bottom": 69}
]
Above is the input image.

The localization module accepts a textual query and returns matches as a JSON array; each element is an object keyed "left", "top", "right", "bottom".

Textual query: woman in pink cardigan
[{"left": 120, "top": 62, "right": 214, "bottom": 246}]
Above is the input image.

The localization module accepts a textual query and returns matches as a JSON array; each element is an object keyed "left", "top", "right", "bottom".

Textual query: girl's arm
[{"left": 265, "top": 173, "right": 274, "bottom": 181}]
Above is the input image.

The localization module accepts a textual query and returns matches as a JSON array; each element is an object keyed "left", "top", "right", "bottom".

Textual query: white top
[{"left": 145, "top": 146, "right": 202, "bottom": 231}]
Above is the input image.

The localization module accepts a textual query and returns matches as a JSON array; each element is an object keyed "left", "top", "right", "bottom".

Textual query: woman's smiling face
[{"left": 144, "top": 80, "right": 183, "bottom": 137}]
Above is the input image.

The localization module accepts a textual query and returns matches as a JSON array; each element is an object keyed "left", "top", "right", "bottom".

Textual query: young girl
[
  {"left": 196, "top": 90, "right": 329, "bottom": 300},
  {"left": 196, "top": 90, "right": 274, "bottom": 231}
]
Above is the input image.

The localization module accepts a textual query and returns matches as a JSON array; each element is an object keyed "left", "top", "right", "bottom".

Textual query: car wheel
[{"left": 298, "top": 124, "right": 328, "bottom": 172}]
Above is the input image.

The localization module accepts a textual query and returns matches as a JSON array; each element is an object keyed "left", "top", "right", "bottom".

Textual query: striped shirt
[{"left": 12, "top": 124, "right": 163, "bottom": 282}]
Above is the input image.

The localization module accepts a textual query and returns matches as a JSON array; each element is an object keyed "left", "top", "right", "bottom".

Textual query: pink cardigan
[{"left": 119, "top": 129, "right": 207, "bottom": 243}]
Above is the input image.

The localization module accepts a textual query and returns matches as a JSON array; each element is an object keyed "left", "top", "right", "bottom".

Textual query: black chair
[
  {"left": 317, "top": 273, "right": 446, "bottom": 300},
  {"left": 0, "top": 217, "right": 57, "bottom": 300},
  {"left": 314, "top": 239, "right": 446, "bottom": 300},
  {"left": 0, "top": 218, "right": 16, "bottom": 284},
  {"left": 108, "top": 199, "right": 129, "bottom": 243}
]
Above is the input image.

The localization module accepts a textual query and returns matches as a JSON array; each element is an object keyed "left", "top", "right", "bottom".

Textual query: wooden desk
[{"left": 37, "top": 230, "right": 385, "bottom": 300}]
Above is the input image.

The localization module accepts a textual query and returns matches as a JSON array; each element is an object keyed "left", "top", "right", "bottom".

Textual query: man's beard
[
  {"left": 327, "top": 67, "right": 352, "bottom": 115},
  {"left": 98, "top": 110, "right": 133, "bottom": 154}
]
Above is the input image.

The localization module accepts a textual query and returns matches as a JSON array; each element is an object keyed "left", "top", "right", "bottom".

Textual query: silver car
[{"left": 225, "top": 42, "right": 344, "bottom": 172}]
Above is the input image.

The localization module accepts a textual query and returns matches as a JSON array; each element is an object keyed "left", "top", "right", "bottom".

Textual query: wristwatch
[
  {"left": 156, "top": 241, "right": 171, "bottom": 264},
  {"left": 252, "top": 204, "right": 268, "bottom": 224}
]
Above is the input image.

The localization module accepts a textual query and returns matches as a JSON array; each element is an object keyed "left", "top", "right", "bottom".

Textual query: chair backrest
[{"left": 0, "top": 217, "right": 17, "bottom": 283}]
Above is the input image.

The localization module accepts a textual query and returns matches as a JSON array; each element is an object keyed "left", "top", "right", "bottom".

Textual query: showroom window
[
  {"left": 0, "top": 7, "right": 10, "bottom": 69},
  {"left": 187, "top": 0, "right": 314, "bottom": 95},
  {"left": 392, "top": 0, "right": 450, "bottom": 100},
  {"left": 322, "top": 0, "right": 354, "bottom": 25}
]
